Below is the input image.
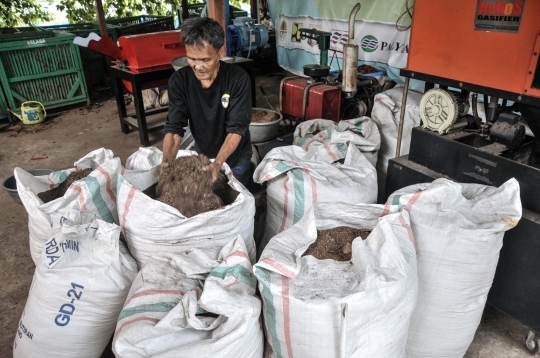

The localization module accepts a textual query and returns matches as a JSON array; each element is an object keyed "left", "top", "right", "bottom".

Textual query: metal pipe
[
  {"left": 471, "top": 93, "right": 482, "bottom": 130},
  {"left": 395, "top": 77, "right": 410, "bottom": 158},
  {"left": 348, "top": 3, "right": 361, "bottom": 42},
  {"left": 340, "top": 303, "right": 348, "bottom": 358}
]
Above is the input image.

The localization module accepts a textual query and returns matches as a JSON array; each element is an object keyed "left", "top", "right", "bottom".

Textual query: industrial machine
[
  {"left": 385, "top": 0, "right": 540, "bottom": 351},
  {"left": 226, "top": 17, "right": 269, "bottom": 57},
  {"left": 279, "top": 3, "right": 383, "bottom": 122}
]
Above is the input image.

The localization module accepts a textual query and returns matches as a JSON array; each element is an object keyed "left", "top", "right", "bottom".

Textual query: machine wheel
[{"left": 526, "top": 330, "right": 540, "bottom": 354}]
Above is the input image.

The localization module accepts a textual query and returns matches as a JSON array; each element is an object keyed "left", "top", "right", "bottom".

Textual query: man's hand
[
  {"left": 160, "top": 160, "right": 171, "bottom": 176},
  {"left": 203, "top": 161, "right": 222, "bottom": 183}
]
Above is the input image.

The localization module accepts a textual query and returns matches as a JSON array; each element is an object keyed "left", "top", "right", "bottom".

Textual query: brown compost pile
[
  {"left": 37, "top": 168, "right": 93, "bottom": 203},
  {"left": 303, "top": 226, "right": 371, "bottom": 261},
  {"left": 155, "top": 155, "right": 239, "bottom": 217}
]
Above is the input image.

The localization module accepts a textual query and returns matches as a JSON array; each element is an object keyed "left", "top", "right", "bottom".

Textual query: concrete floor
[{"left": 0, "top": 69, "right": 536, "bottom": 357}]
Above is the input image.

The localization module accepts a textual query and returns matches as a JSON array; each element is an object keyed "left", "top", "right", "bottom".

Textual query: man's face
[{"left": 185, "top": 42, "right": 224, "bottom": 83}]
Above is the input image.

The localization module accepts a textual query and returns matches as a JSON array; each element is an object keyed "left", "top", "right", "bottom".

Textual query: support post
[
  {"left": 207, "top": 0, "right": 225, "bottom": 30},
  {"left": 395, "top": 76, "right": 410, "bottom": 158},
  {"left": 95, "top": 0, "right": 108, "bottom": 39}
]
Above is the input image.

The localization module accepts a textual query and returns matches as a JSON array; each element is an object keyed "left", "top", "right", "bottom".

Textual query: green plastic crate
[
  {"left": 106, "top": 15, "right": 175, "bottom": 37},
  {"left": 39, "top": 23, "right": 118, "bottom": 87},
  {"left": 0, "top": 27, "right": 55, "bottom": 43},
  {"left": 0, "top": 31, "right": 89, "bottom": 118}
]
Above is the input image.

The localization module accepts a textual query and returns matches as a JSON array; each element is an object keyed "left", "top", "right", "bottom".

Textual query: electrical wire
[{"left": 395, "top": 0, "right": 413, "bottom": 31}]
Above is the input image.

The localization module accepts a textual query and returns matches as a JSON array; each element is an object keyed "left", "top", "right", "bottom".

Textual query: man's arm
[
  {"left": 161, "top": 133, "right": 183, "bottom": 174},
  {"left": 205, "top": 132, "right": 242, "bottom": 182}
]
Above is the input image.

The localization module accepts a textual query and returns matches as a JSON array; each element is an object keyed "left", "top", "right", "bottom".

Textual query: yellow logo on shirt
[{"left": 221, "top": 93, "right": 230, "bottom": 108}]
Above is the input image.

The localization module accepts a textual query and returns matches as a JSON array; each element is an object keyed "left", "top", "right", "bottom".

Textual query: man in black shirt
[{"left": 163, "top": 17, "right": 252, "bottom": 185}]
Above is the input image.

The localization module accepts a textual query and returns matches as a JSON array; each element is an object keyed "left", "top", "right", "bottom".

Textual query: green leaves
[{"left": 0, "top": 0, "right": 53, "bottom": 27}]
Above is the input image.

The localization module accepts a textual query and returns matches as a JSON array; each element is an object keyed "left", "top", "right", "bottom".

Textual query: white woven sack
[
  {"left": 13, "top": 218, "right": 138, "bottom": 358},
  {"left": 117, "top": 150, "right": 256, "bottom": 267},
  {"left": 125, "top": 146, "right": 164, "bottom": 171},
  {"left": 371, "top": 86, "right": 423, "bottom": 175},
  {"left": 113, "top": 236, "right": 263, "bottom": 358},
  {"left": 293, "top": 117, "right": 381, "bottom": 167},
  {"left": 253, "top": 143, "right": 377, "bottom": 256},
  {"left": 386, "top": 178, "right": 522, "bottom": 358},
  {"left": 15, "top": 148, "right": 115, "bottom": 264},
  {"left": 254, "top": 201, "right": 418, "bottom": 358}
]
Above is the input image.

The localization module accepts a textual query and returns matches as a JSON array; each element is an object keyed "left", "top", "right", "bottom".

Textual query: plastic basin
[
  {"left": 249, "top": 108, "right": 283, "bottom": 143},
  {"left": 3, "top": 169, "right": 53, "bottom": 205}
]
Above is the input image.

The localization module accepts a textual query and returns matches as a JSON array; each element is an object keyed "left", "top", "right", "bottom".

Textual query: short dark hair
[{"left": 180, "top": 17, "right": 224, "bottom": 50}]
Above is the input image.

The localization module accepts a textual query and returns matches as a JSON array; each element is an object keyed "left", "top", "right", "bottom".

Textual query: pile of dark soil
[
  {"left": 155, "top": 155, "right": 239, "bottom": 217},
  {"left": 252, "top": 109, "right": 279, "bottom": 123},
  {"left": 303, "top": 226, "right": 371, "bottom": 261},
  {"left": 37, "top": 168, "right": 93, "bottom": 204}
]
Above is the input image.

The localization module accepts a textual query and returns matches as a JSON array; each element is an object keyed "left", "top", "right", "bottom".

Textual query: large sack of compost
[
  {"left": 293, "top": 117, "right": 381, "bottom": 167},
  {"left": 13, "top": 218, "right": 138, "bottom": 358},
  {"left": 254, "top": 201, "right": 418, "bottom": 358},
  {"left": 113, "top": 236, "right": 263, "bottom": 358},
  {"left": 15, "top": 148, "right": 117, "bottom": 263},
  {"left": 117, "top": 150, "right": 256, "bottom": 267},
  {"left": 386, "top": 178, "right": 521, "bottom": 358},
  {"left": 371, "top": 87, "right": 422, "bottom": 200},
  {"left": 253, "top": 143, "right": 377, "bottom": 256}
]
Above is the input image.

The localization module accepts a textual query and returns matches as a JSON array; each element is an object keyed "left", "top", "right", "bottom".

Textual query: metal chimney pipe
[{"left": 342, "top": 3, "right": 361, "bottom": 98}]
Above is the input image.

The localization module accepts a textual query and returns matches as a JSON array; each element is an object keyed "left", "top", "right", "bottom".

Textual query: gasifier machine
[{"left": 385, "top": 0, "right": 540, "bottom": 350}]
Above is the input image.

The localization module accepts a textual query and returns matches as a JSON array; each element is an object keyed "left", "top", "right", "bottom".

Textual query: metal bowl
[
  {"left": 249, "top": 108, "right": 283, "bottom": 143},
  {"left": 3, "top": 169, "right": 53, "bottom": 205}
]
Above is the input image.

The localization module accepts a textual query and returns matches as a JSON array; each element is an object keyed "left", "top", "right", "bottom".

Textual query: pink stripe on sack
[
  {"left": 405, "top": 191, "right": 422, "bottom": 212},
  {"left": 261, "top": 258, "right": 297, "bottom": 278},
  {"left": 303, "top": 168, "right": 317, "bottom": 204},
  {"left": 279, "top": 176, "right": 290, "bottom": 232},
  {"left": 123, "top": 289, "right": 183, "bottom": 308},
  {"left": 225, "top": 280, "right": 240, "bottom": 289},
  {"left": 323, "top": 144, "right": 338, "bottom": 162},
  {"left": 120, "top": 186, "right": 137, "bottom": 248},
  {"left": 69, "top": 184, "right": 87, "bottom": 210},
  {"left": 381, "top": 204, "right": 391, "bottom": 217},
  {"left": 226, "top": 251, "right": 250, "bottom": 259},
  {"left": 96, "top": 166, "right": 116, "bottom": 202},
  {"left": 282, "top": 276, "right": 294, "bottom": 358},
  {"left": 47, "top": 174, "right": 55, "bottom": 189},
  {"left": 114, "top": 316, "right": 160, "bottom": 338},
  {"left": 121, "top": 168, "right": 125, "bottom": 176},
  {"left": 399, "top": 214, "right": 415, "bottom": 246}
]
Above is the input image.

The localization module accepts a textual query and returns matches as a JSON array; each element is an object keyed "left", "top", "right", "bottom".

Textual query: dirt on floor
[{"left": 303, "top": 227, "right": 370, "bottom": 261}]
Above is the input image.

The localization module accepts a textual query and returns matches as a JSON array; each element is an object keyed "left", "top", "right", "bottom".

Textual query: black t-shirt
[{"left": 164, "top": 61, "right": 252, "bottom": 168}]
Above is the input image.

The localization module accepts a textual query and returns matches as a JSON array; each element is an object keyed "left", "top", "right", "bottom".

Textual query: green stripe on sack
[
  {"left": 255, "top": 268, "right": 283, "bottom": 358},
  {"left": 118, "top": 302, "right": 177, "bottom": 322},
  {"left": 292, "top": 169, "right": 305, "bottom": 224},
  {"left": 336, "top": 143, "right": 348, "bottom": 157},
  {"left": 275, "top": 162, "right": 295, "bottom": 173},
  {"left": 83, "top": 176, "right": 115, "bottom": 223},
  {"left": 296, "top": 137, "right": 307, "bottom": 146},
  {"left": 208, "top": 264, "right": 257, "bottom": 288},
  {"left": 392, "top": 195, "right": 406, "bottom": 211},
  {"left": 52, "top": 170, "right": 70, "bottom": 184}
]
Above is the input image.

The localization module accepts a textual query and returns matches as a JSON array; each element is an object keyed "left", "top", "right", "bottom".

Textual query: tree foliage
[
  {"left": 0, "top": 0, "right": 251, "bottom": 27},
  {"left": 0, "top": 0, "right": 53, "bottom": 27}
]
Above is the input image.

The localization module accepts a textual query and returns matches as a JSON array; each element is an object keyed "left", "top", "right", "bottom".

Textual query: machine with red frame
[{"left": 385, "top": 0, "right": 540, "bottom": 351}]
